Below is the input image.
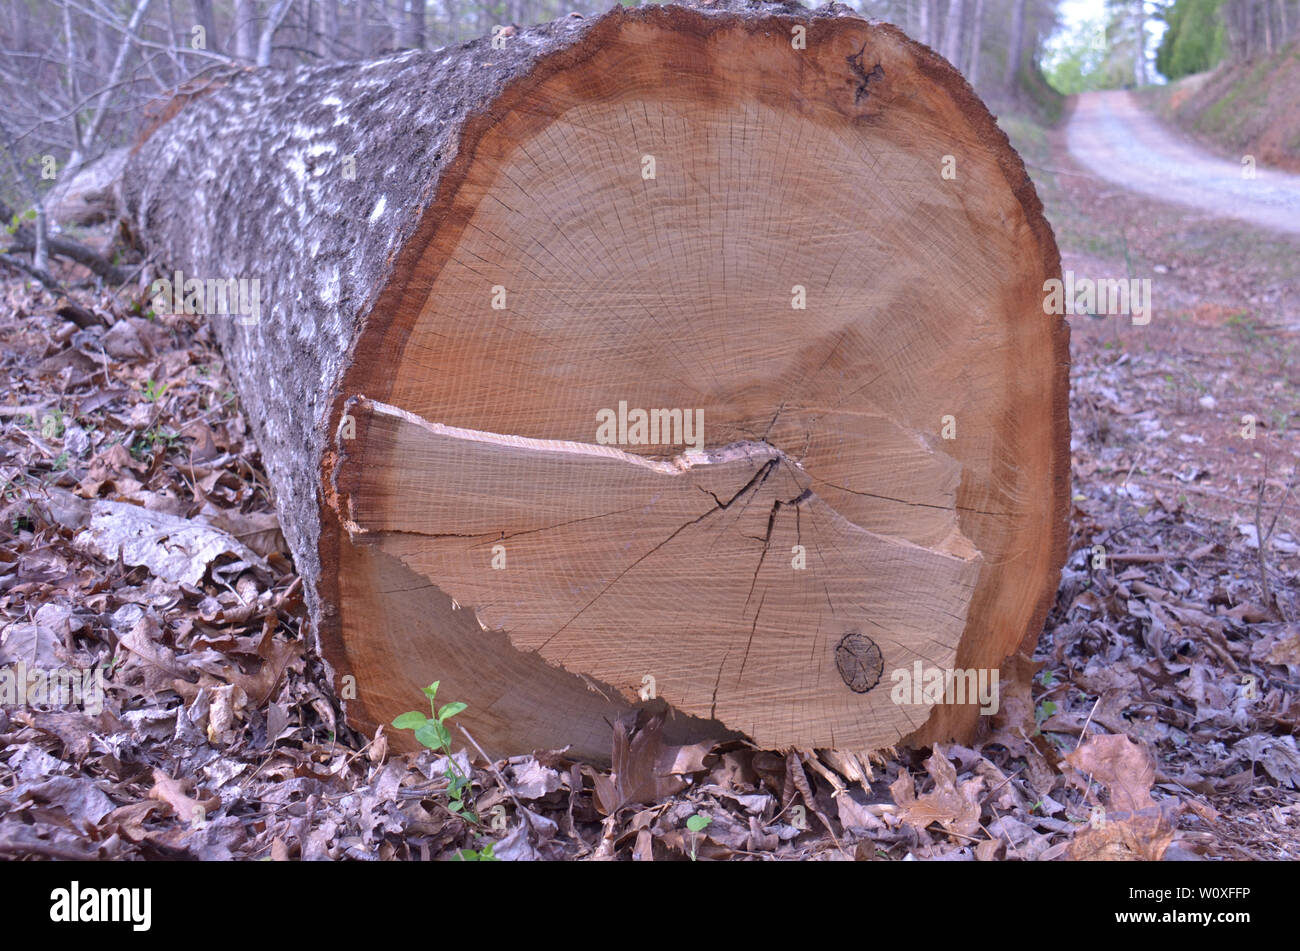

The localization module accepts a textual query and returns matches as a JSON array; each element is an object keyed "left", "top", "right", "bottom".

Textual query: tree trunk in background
[
  {"left": 1005, "top": 0, "right": 1026, "bottom": 86},
  {"left": 62, "top": 2, "right": 83, "bottom": 166},
  {"left": 234, "top": 0, "right": 255, "bottom": 61},
  {"left": 192, "top": 0, "right": 220, "bottom": 54},
  {"left": 966, "top": 0, "right": 984, "bottom": 83},
  {"left": 120, "top": 0, "right": 1068, "bottom": 763},
  {"left": 320, "top": 0, "right": 340, "bottom": 58},
  {"left": 256, "top": 0, "right": 292, "bottom": 66},
  {"left": 1133, "top": 0, "right": 1146, "bottom": 86},
  {"left": 941, "top": 0, "right": 965, "bottom": 63},
  {"left": 396, "top": 0, "right": 426, "bottom": 48},
  {"left": 82, "top": 0, "right": 153, "bottom": 156}
]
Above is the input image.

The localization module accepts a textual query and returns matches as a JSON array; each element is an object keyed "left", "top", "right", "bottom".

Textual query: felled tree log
[{"left": 120, "top": 0, "right": 1068, "bottom": 761}]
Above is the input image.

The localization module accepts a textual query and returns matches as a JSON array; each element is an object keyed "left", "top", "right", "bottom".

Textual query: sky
[{"left": 1045, "top": 0, "right": 1169, "bottom": 80}]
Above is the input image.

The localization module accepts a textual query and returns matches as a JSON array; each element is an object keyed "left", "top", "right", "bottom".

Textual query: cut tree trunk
[{"left": 120, "top": 0, "right": 1069, "bottom": 762}]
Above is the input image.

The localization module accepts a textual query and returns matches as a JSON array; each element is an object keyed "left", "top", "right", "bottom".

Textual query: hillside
[{"left": 1143, "top": 39, "right": 1300, "bottom": 173}]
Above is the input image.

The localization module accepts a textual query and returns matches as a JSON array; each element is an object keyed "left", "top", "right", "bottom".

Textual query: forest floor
[{"left": 1, "top": 101, "right": 1298, "bottom": 861}]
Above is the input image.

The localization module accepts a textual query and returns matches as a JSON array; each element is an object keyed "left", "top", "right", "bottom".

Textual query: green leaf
[
  {"left": 437, "top": 702, "right": 467, "bottom": 722},
  {"left": 686, "top": 814, "right": 712, "bottom": 833},
  {"left": 431, "top": 720, "right": 451, "bottom": 749},
  {"left": 392, "top": 711, "right": 428, "bottom": 731},
  {"left": 414, "top": 721, "right": 444, "bottom": 750},
  {"left": 420, "top": 681, "right": 440, "bottom": 701}
]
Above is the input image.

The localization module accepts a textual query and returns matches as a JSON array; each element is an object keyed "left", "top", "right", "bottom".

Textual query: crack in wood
[{"left": 845, "top": 46, "right": 885, "bottom": 103}]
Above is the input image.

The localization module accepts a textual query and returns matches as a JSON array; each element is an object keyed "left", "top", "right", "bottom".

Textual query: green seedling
[
  {"left": 686, "top": 813, "right": 712, "bottom": 861},
  {"left": 393, "top": 681, "right": 497, "bottom": 863},
  {"left": 392, "top": 682, "right": 499, "bottom": 861},
  {"left": 1033, "top": 700, "right": 1058, "bottom": 735}
]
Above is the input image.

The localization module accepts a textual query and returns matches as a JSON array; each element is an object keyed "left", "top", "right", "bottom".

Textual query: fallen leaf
[
  {"left": 891, "top": 745, "right": 985, "bottom": 838},
  {"left": 74, "top": 499, "right": 268, "bottom": 586}
]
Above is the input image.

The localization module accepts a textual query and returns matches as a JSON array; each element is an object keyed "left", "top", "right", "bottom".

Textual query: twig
[
  {"left": 457, "top": 724, "right": 537, "bottom": 845},
  {"left": 0, "top": 252, "right": 61, "bottom": 290},
  {"left": 1077, "top": 695, "right": 1101, "bottom": 750}
]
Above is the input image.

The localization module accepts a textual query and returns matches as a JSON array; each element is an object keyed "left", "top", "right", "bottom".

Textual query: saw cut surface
[
  {"left": 327, "top": 8, "right": 1066, "bottom": 755},
  {"left": 337, "top": 398, "right": 981, "bottom": 747}
]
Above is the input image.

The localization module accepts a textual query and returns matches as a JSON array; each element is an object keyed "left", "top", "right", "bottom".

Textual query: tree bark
[{"left": 120, "top": 0, "right": 1068, "bottom": 762}]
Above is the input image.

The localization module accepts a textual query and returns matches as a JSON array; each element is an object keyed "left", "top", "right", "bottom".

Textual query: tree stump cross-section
[{"left": 121, "top": 0, "right": 1069, "bottom": 761}]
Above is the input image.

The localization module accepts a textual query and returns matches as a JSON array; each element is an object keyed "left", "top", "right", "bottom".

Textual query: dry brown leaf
[
  {"left": 891, "top": 746, "right": 985, "bottom": 838},
  {"left": 596, "top": 710, "right": 713, "bottom": 814},
  {"left": 206, "top": 683, "right": 248, "bottom": 743},
  {"left": 988, "top": 652, "right": 1042, "bottom": 755},
  {"left": 1064, "top": 733, "right": 1157, "bottom": 814},
  {"left": 1062, "top": 733, "right": 1175, "bottom": 860},
  {"left": 147, "top": 768, "right": 221, "bottom": 824},
  {"left": 1068, "top": 811, "right": 1175, "bottom": 861}
]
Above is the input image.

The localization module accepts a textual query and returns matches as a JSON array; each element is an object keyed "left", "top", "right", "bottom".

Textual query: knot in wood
[{"left": 835, "top": 632, "right": 883, "bottom": 693}]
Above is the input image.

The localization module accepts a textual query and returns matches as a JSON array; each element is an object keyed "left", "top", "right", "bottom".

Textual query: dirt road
[{"left": 1066, "top": 90, "right": 1300, "bottom": 236}]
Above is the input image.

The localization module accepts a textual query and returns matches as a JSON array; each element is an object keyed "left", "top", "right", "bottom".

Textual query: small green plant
[
  {"left": 131, "top": 426, "right": 179, "bottom": 458},
  {"left": 5, "top": 208, "right": 35, "bottom": 235},
  {"left": 393, "top": 682, "right": 500, "bottom": 861},
  {"left": 685, "top": 813, "right": 712, "bottom": 861},
  {"left": 142, "top": 378, "right": 169, "bottom": 402},
  {"left": 393, "top": 681, "right": 475, "bottom": 822},
  {"left": 1033, "top": 700, "right": 1058, "bottom": 735}
]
